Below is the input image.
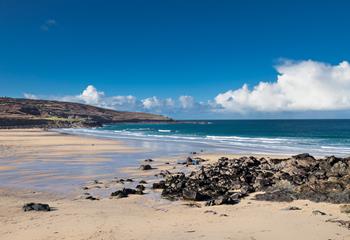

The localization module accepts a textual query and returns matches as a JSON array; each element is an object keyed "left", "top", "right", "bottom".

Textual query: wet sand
[
  {"left": 0, "top": 129, "right": 141, "bottom": 192},
  {"left": 0, "top": 129, "right": 350, "bottom": 240}
]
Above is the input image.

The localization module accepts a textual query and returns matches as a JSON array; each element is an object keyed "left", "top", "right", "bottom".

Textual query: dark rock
[
  {"left": 23, "top": 203, "right": 51, "bottom": 212},
  {"left": 159, "top": 154, "right": 350, "bottom": 206},
  {"left": 183, "top": 188, "right": 210, "bottom": 201},
  {"left": 144, "top": 159, "right": 154, "bottom": 162},
  {"left": 111, "top": 188, "right": 143, "bottom": 198},
  {"left": 204, "top": 210, "right": 217, "bottom": 215},
  {"left": 139, "top": 180, "right": 147, "bottom": 184},
  {"left": 282, "top": 206, "right": 301, "bottom": 211},
  {"left": 185, "top": 157, "right": 199, "bottom": 165},
  {"left": 86, "top": 195, "right": 99, "bottom": 200},
  {"left": 255, "top": 190, "right": 296, "bottom": 202},
  {"left": 206, "top": 195, "right": 240, "bottom": 206},
  {"left": 140, "top": 164, "right": 153, "bottom": 170},
  {"left": 136, "top": 184, "right": 145, "bottom": 191},
  {"left": 292, "top": 153, "right": 315, "bottom": 160},
  {"left": 110, "top": 190, "right": 128, "bottom": 198},
  {"left": 152, "top": 181, "right": 166, "bottom": 189}
]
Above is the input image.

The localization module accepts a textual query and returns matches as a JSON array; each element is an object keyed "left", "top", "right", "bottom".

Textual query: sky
[{"left": 1, "top": 0, "right": 350, "bottom": 119}]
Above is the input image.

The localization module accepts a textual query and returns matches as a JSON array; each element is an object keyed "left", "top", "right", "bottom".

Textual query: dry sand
[{"left": 0, "top": 129, "right": 350, "bottom": 240}]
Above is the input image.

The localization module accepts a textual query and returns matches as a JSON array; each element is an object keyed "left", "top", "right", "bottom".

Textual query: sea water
[{"left": 60, "top": 119, "right": 350, "bottom": 156}]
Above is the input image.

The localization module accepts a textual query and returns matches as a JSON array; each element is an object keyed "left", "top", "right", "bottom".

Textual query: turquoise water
[{"left": 61, "top": 120, "right": 350, "bottom": 156}]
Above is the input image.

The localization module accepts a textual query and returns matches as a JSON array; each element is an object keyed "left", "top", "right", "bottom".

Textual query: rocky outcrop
[
  {"left": 158, "top": 154, "right": 350, "bottom": 205},
  {"left": 0, "top": 97, "right": 172, "bottom": 129}
]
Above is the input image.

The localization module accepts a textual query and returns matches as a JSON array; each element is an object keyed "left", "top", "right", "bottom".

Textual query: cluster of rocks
[{"left": 155, "top": 153, "right": 350, "bottom": 205}]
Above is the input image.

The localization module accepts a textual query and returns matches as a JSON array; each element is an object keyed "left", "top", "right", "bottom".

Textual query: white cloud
[
  {"left": 78, "top": 85, "right": 105, "bottom": 105},
  {"left": 179, "top": 95, "right": 195, "bottom": 109},
  {"left": 215, "top": 60, "right": 350, "bottom": 112},
  {"left": 142, "top": 96, "right": 162, "bottom": 109},
  {"left": 108, "top": 95, "right": 137, "bottom": 109},
  {"left": 23, "top": 93, "right": 38, "bottom": 100},
  {"left": 141, "top": 96, "right": 176, "bottom": 111}
]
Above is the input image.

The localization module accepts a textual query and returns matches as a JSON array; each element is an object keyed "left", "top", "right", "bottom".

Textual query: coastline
[{"left": 1, "top": 129, "right": 350, "bottom": 240}]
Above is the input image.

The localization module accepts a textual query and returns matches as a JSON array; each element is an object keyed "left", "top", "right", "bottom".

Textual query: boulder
[{"left": 23, "top": 203, "right": 51, "bottom": 212}]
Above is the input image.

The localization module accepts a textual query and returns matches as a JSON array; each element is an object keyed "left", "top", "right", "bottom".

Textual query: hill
[{"left": 0, "top": 97, "right": 172, "bottom": 129}]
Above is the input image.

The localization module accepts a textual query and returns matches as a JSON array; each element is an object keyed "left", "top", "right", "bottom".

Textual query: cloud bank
[
  {"left": 216, "top": 60, "right": 350, "bottom": 112},
  {"left": 23, "top": 60, "right": 350, "bottom": 118}
]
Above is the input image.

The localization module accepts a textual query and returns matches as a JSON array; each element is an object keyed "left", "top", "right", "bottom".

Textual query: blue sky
[{"left": 1, "top": 0, "right": 350, "bottom": 119}]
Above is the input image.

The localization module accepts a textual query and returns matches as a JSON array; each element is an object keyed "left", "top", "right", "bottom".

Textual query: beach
[{"left": 1, "top": 129, "right": 350, "bottom": 240}]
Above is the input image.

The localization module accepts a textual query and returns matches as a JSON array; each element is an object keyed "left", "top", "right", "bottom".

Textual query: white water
[{"left": 56, "top": 128, "right": 350, "bottom": 157}]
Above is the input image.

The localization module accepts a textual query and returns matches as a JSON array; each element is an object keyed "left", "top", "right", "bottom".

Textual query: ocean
[{"left": 59, "top": 119, "right": 350, "bottom": 157}]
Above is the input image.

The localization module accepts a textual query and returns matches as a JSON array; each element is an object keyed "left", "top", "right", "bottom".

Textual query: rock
[
  {"left": 152, "top": 181, "right": 166, "bottom": 189},
  {"left": 111, "top": 188, "right": 143, "bottom": 198},
  {"left": 136, "top": 184, "right": 145, "bottom": 191},
  {"left": 255, "top": 190, "right": 296, "bottom": 202},
  {"left": 185, "top": 157, "right": 199, "bottom": 165},
  {"left": 312, "top": 210, "right": 326, "bottom": 215},
  {"left": 340, "top": 204, "right": 350, "bottom": 214},
  {"left": 144, "top": 159, "right": 154, "bottom": 162},
  {"left": 159, "top": 154, "right": 350, "bottom": 206},
  {"left": 116, "top": 179, "right": 125, "bottom": 183},
  {"left": 204, "top": 210, "right": 217, "bottom": 215},
  {"left": 23, "top": 203, "right": 51, "bottom": 212},
  {"left": 292, "top": 153, "right": 315, "bottom": 160},
  {"left": 125, "top": 179, "right": 133, "bottom": 182},
  {"left": 183, "top": 188, "right": 210, "bottom": 201},
  {"left": 177, "top": 157, "right": 199, "bottom": 165},
  {"left": 282, "top": 206, "right": 301, "bottom": 211},
  {"left": 110, "top": 190, "right": 128, "bottom": 198},
  {"left": 139, "top": 180, "right": 147, "bottom": 184},
  {"left": 206, "top": 195, "right": 240, "bottom": 206},
  {"left": 140, "top": 164, "right": 153, "bottom": 170},
  {"left": 86, "top": 195, "right": 99, "bottom": 201}
]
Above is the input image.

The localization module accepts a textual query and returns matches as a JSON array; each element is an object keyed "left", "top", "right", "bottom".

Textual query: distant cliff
[{"left": 0, "top": 97, "right": 172, "bottom": 129}]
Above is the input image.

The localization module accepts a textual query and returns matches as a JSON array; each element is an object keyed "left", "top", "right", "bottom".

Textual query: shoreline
[{"left": 1, "top": 129, "right": 350, "bottom": 240}]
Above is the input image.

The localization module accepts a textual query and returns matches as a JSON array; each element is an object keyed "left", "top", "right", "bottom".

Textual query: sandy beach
[{"left": 1, "top": 129, "right": 350, "bottom": 240}]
